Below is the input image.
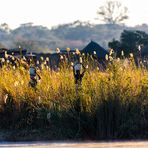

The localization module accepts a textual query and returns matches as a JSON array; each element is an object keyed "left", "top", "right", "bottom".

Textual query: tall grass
[{"left": 0, "top": 55, "right": 147, "bottom": 139}]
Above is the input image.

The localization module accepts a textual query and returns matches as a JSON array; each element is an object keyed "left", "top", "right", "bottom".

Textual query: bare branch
[{"left": 96, "top": 1, "right": 129, "bottom": 24}]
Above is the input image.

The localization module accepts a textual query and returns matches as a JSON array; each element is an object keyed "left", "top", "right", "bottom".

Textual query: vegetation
[
  {"left": 0, "top": 52, "right": 147, "bottom": 140},
  {"left": 109, "top": 30, "right": 148, "bottom": 56},
  {"left": 96, "top": 1, "right": 128, "bottom": 24},
  {"left": 1, "top": 22, "right": 148, "bottom": 52}
]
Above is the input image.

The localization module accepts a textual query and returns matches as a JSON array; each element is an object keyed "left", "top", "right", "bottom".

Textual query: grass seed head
[
  {"left": 56, "top": 48, "right": 60, "bottom": 53},
  {"left": 76, "top": 48, "right": 80, "bottom": 55}
]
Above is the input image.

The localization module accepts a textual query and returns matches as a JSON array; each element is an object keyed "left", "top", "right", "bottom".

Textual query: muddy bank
[
  {"left": 0, "top": 129, "right": 77, "bottom": 141},
  {"left": 0, "top": 129, "right": 148, "bottom": 142},
  {"left": 0, "top": 130, "right": 11, "bottom": 141}
]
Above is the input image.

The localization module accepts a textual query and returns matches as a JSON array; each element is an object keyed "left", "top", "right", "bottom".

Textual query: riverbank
[
  {"left": 0, "top": 128, "right": 148, "bottom": 142},
  {"left": 0, "top": 127, "right": 87, "bottom": 141},
  {"left": 0, "top": 128, "right": 67, "bottom": 141}
]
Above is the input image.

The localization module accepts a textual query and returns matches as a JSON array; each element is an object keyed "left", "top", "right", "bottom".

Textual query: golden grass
[{"left": 0, "top": 58, "right": 147, "bottom": 112}]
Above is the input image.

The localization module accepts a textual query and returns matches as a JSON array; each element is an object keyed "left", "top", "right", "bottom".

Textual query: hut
[{"left": 82, "top": 40, "right": 108, "bottom": 59}]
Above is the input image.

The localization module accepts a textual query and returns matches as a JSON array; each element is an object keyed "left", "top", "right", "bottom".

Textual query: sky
[{"left": 0, "top": 0, "right": 148, "bottom": 29}]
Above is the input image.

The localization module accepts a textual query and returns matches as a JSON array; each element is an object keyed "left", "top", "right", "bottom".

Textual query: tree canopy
[{"left": 109, "top": 30, "right": 148, "bottom": 56}]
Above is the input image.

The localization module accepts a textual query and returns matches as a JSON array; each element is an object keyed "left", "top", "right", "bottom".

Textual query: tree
[
  {"left": 120, "top": 30, "right": 148, "bottom": 55},
  {"left": 0, "top": 23, "right": 11, "bottom": 32},
  {"left": 108, "top": 39, "right": 121, "bottom": 56},
  {"left": 96, "top": 1, "right": 128, "bottom": 24},
  {"left": 14, "top": 39, "right": 38, "bottom": 52},
  {"left": 109, "top": 30, "right": 148, "bottom": 57}
]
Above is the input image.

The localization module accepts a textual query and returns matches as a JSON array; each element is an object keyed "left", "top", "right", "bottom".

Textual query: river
[{"left": 0, "top": 141, "right": 148, "bottom": 148}]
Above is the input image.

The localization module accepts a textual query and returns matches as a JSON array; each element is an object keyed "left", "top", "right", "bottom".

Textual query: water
[{"left": 0, "top": 141, "right": 148, "bottom": 148}]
